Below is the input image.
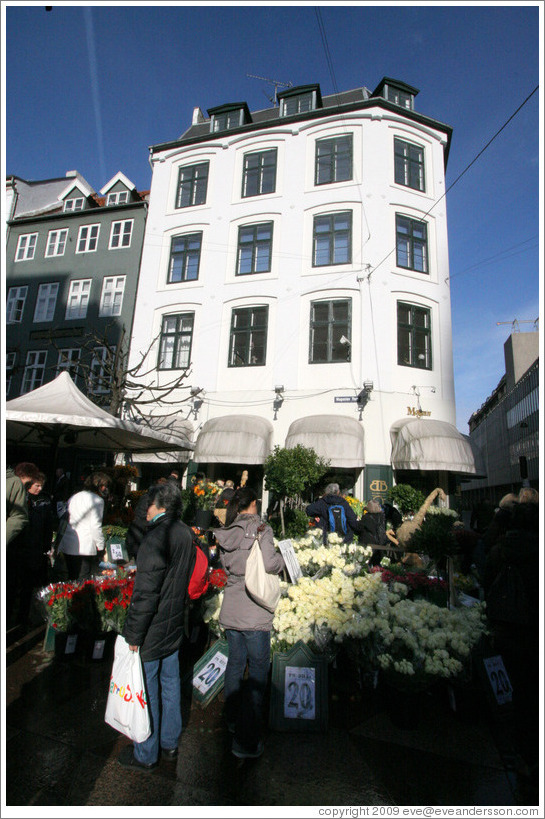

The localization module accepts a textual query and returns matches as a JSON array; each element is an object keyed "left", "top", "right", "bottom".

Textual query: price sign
[
  {"left": 284, "top": 665, "right": 316, "bottom": 720},
  {"left": 65, "top": 634, "right": 78, "bottom": 655},
  {"left": 483, "top": 655, "right": 513, "bottom": 706},
  {"left": 185, "top": 639, "right": 229, "bottom": 707},
  {"left": 193, "top": 650, "right": 228, "bottom": 695},
  {"left": 277, "top": 539, "right": 303, "bottom": 583},
  {"left": 106, "top": 538, "right": 128, "bottom": 564}
]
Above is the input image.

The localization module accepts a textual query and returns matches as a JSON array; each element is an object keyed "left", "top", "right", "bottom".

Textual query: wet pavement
[{"left": 4, "top": 624, "right": 540, "bottom": 812}]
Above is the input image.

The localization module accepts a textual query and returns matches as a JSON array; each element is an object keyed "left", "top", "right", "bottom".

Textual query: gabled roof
[
  {"left": 100, "top": 171, "right": 137, "bottom": 195},
  {"left": 57, "top": 177, "right": 95, "bottom": 202}
]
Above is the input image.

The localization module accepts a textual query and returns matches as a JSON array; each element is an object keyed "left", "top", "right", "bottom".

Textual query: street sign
[{"left": 334, "top": 396, "right": 358, "bottom": 403}]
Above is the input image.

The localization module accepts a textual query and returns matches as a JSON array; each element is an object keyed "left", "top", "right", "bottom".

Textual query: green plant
[
  {"left": 269, "top": 507, "right": 311, "bottom": 539},
  {"left": 387, "top": 484, "right": 426, "bottom": 516},
  {"left": 264, "top": 445, "right": 329, "bottom": 537},
  {"left": 408, "top": 513, "right": 458, "bottom": 568}
]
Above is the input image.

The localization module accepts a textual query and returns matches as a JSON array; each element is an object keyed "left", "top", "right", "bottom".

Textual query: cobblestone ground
[{"left": 5, "top": 626, "right": 536, "bottom": 810}]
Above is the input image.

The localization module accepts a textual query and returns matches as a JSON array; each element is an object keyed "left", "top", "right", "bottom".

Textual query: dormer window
[
  {"left": 208, "top": 103, "right": 250, "bottom": 133},
  {"left": 371, "top": 77, "right": 419, "bottom": 112},
  {"left": 278, "top": 84, "right": 321, "bottom": 117},
  {"left": 106, "top": 191, "right": 129, "bottom": 206},
  {"left": 64, "top": 197, "right": 84, "bottom": 212}
]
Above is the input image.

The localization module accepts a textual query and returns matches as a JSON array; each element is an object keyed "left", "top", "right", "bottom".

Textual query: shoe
[
  {"left": 161, "top": 747, "right": 178, "bottom": 760},
  {"left": 117, "top": 745, "right": 158, "bottom": 771},
  {"left": 231, "top": 739, "right": 264, "bottom": 759}
]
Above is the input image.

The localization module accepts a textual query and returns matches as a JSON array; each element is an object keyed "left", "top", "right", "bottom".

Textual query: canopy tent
[
  {"left": 390, "top": 418, "right": 486, "bottom": 475},
  {"left": 285, "top": 414, "right": 365, "bottom": 468},
  {"left": 130, "top": 416, "right": 194, "bottom": 464},
  {"left": 193, "top": 415, "right": 273, "bottom": 464},
  {"left": 5, "top": 372, "right": 194, "bottom": 454}
]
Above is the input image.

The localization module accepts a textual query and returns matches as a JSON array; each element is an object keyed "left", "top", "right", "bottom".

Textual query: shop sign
[{"left": 407, "top": 407, "right": 431, "bottom": 417}]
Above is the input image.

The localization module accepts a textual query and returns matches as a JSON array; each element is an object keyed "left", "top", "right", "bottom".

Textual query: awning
[
  {"left": 193, "top": 415, "right": 274, "bottom": 464},
  {"left": 130, "top": 416, "right": 194, "bottom": 464},
  {"left": 285, "top": 414, "right": 365, "bottom": 468},
  {"left": 390, "top": 418, "right": 486, "bottom": 475}
]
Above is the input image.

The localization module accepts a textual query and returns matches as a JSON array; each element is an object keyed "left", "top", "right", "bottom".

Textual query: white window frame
[
  {"left": 89, "top": 346, "right": 114, "bottom": 394},
  {"left": 109, "top": 219, "right": 133, "bottom": 250},
  {"left": 99, "top": 276, "right": 126, "bottom": 316},
  {"left": 6, "top": 352, "right": 16, "bottom": 396},
  {"left": 34, "top": 282, "right": 59, "bottom": 323},
  {"left": 22, "top": 350, "right": 47, "bottom": 394},
  {"left": 15, "top": 233, "right": 38, "bottom": 261},
  {"left": 64, "top": 197, "right": 84, "bottom": 212},
  {"left": 76, "top": 224, "right": 100, "bottom": 253},
  {"left": 45, "top": 228, "right": 69, "bottom": 258},
  {"left": 106, "top": 191, "right": 129, "bottom": 206},
  {"left": 6, "top": 286, "right": 28, "bottom": 323},
  {"left": 56, "top": 348, "right": 81, "bottom": 380},
  {"left": 65, "top": 279, "right": 92, "bottom": 320}
]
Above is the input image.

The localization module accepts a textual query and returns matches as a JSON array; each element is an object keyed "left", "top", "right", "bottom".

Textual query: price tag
[
  {"left": 92, "top": 639, "right": 106, "bottom": 660},
  {"left": 65, "top": 634, "right": 78, "bottom": 655},
  {"left": 483, "top": 655, "right": 513, "bottom": 705},
  {"left": 278, "top": 539, "right": 303, "bottom": 583},
  {"left": 193, "top": 650, "right": 228, "bottom": 695},
  {"left": 109, "top": 541, "right": 125, "bottom": 561},
  {"left": 284, "top": 665, "right": 316, "bottom": 720}
]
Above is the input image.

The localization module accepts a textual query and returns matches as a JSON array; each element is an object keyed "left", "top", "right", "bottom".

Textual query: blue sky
[{"left": 3, "top": 1, "right": 542, "bottom": 432}]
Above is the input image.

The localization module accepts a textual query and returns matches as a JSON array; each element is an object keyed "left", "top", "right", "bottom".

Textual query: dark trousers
[
  {"left": 224, "top": 629, "right": 270, "bottom": 751},
  {"left": 63, "top": 553, "right": 99, "bottom": 581}
]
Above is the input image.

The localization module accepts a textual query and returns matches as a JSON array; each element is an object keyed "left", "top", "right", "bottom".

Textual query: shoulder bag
[{"left": 245, "top": 534, "right": 281, "bottom": 612}]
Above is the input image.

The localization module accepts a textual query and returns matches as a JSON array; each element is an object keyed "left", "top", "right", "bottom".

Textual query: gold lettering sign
[
  {"left": 370, "top": 480, "right": 388, "bottom": 493},
  {"left": 407, "top": 407, "right": 431, "bottom": 417}
]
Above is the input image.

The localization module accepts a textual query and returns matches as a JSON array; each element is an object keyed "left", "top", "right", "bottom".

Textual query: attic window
[
  {"left": 387, "top": 86, "right": 413, "bottom": 110},
  {"left": 208, "top": 103, "right": 250, "bottom": 133},
  {"left": 278, "top": 85, "right": 321, "bottom": 117},
  {"left": 106, "top": 191, "right": 129, "bottom": 206},
  {"left": 64, "top": 197, "right": 84, "bottom": 212}
]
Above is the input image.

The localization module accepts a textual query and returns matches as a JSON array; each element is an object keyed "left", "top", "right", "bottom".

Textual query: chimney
[{"left": 192, "top": 107, "right": 205, "bottom": 125}]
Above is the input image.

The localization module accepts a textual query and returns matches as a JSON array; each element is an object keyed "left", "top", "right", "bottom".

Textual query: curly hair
[{"left": 83, "top": 471, "right": 112, "bottom": 495}]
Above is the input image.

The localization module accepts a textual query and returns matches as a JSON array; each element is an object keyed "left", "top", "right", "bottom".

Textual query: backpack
[
  {"left": 328, "top": 504, "right": 347, "bottom": 535},
  {"left": 485, "top": 562, "right": 529, "bottom": 626},
  {"left": 188, "top": 539, "right": 211, "bottom": 600}
]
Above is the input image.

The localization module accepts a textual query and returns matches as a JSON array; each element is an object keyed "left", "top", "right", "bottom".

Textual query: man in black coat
[
  {"left": 118, "top": 482, "right": 194, "bottom": 771},
  {"left": 306, "top": 482, "right": 359, "bottom": 544}
]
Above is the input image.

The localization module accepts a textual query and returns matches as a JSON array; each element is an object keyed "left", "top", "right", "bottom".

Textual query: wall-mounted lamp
[
  {"left": 339, "top": 335, "right": 351, "bottom": 361},
  {"left": 190, "top": 386, "right": 203, "bottom": 419},
  {"left": 273, "top": 385, "right": 284, "bottom": 420}
]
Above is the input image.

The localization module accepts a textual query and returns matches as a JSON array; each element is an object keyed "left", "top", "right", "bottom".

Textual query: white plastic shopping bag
[{"left": 104, "top": 635, "right": 151, "bottom": 743}]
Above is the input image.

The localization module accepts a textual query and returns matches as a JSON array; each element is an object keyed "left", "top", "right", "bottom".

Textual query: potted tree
[{"left": 263, "top": 445, "right": 329, "bottom": 538}]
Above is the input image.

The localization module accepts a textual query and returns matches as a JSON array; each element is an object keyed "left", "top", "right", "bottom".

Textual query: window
[
  {"left": 397, "top": 302, "right": 432, "bottom": 369},
  {"left": 228, "top": 306, "right": 268, "bottom": 367},
  {"left": 89, "top": 347, "right": 113, "bottom": 394},
  {"left": 168, "top": 233, "right": 202, "bottom": 283},
  {"left": 22, "top": 350, "right": 47, "bottom": 393},
  {"left": 64, "top": 198, "right": 84, "bottom": 212},
  {"left": 66, "top": 279, "right": 92, "bottom": 319},
  {"left": 34, "top": 283, "right": 59, "bottom": 322},
  {"left": 281, "top": 92, "right": 315, "bottom": 116},
  {"left": 6, "top": 352, "right": 16, "bottom": 396},
  {"left": 242, "top": 150, "right": 277, "bottom": 197},
  {"left": 6, "top": 286, "right": 28, "bottom": 323},
  {"left": 176, "top": 162, "right": 209, "bottom": 208},
  {"left": 158, "top": 313, "right": 194, "bottom": 370},
  {"left": 99, "top": 276, "right": 126, "bottom": 317},
  {"left": 394, "top": 138, "right": 425, "bottom": 191},
  {"left": 387, "top": 87, "right": 413, "bottom": 109},
  {"left": 15, "top": 233, "right": 38, "bottom": 261},
  {"left": 109, "top": 220, "right": 133, "bottom": 249},
  {"left": 315, "top": 135, "right": 353, "bottom": 185},
  {"left": 76, "top": 224, "right": 100, "bottom": 253},
  {"left": 45, "top": 229, "right": 69, "bottom": 257},
  {"left": 236, "top": 223, "right": 273, "bottom": 275},
  {"left": 106, "top": 191, "right": 129, "bottom": 206},
  {"left": 396, "top": 215, "right": 428, "bottom": 272},
  {"left": 211, "top": 109, "right": 243, "bottom": 132},
  {"left": 309, "top": 299, "right": 351, "bottom": 363},
  {"left": 56, "top": 348, "right": 81, "bottom": 380},
  {"left": 313, "top": 211, "right": 352, "bottom": 266}
]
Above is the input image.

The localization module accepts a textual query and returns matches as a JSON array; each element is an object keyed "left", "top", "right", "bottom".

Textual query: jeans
[
  {"left": 133, "top": 650, "right": 182, "bottom": 765},
  {"left": 224, "top": 629, "right": 270, "bottom": 751}
]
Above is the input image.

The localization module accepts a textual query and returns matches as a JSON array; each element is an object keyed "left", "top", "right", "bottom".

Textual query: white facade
[{"left": 128, "top": 81, "right": 465, "bottom": 498}]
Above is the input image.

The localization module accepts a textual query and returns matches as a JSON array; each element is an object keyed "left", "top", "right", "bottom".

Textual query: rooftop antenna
[
  {"left": 247, "top": 73, "right": 293, "bottom": 106},
  {"left": 496, "top": 319, "right": 539, "bottom": 332}
]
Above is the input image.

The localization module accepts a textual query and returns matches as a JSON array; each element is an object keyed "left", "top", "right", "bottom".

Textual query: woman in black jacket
[{"left": 118, "top": 482, "right": 194, "bottom": 772}]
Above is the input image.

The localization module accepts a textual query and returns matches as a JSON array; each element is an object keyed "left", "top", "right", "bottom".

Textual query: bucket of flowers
[
  {"left": 192, "top": 479, "right": 221, "bottom": 529},
  {"left": 94, "top": 571, "right": 135, "bottom": 635},
  {"left": 37, "top": 582, "right": 81, "bottom": 659}
]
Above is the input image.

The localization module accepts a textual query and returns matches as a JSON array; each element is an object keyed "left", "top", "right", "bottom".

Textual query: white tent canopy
[
  {"left": 390, "top": 418, "right": 485, "bottom": 475},
  {"left": 193, "top": 415, "right": 273, "bottom": 464},
  {"left": 5, "top": 372, "right": 194, "bottom": 453},
  {"left": 285, "top": 414, "right": 365, "bottom": 468}
]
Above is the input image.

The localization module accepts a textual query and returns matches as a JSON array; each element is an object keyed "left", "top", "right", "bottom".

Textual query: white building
[{"left": 128, "top": 78, "right": 481, "bottom": 504}]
